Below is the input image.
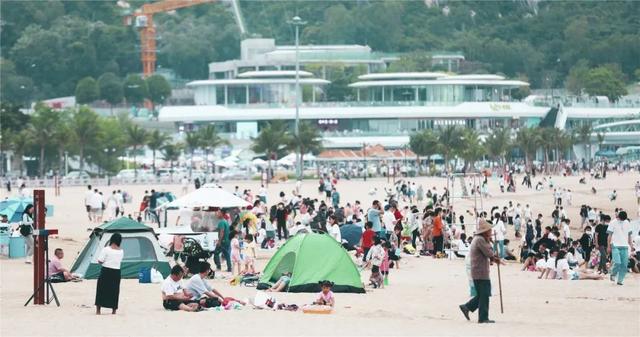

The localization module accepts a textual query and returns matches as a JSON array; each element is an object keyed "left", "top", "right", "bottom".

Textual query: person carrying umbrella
[{"left": 458, "top": 219, "right": 503, "bottom": 324}]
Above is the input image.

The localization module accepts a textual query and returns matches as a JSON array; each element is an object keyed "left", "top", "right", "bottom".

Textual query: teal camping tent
[{"left": 71, "top": 218, "right": 170, "bottom": 279}]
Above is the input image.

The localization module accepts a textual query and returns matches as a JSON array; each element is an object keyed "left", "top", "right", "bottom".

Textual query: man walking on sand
[{"left": 459, "top": 219, "right": 503, "bottom": 324}]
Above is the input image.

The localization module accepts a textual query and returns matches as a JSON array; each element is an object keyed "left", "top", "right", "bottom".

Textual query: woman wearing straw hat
[{"left": 458, "top": 219, "right": 503, "bottom": 323}]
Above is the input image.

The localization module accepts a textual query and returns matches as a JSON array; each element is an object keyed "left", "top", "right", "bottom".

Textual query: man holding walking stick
[{"left": 459, "top": 219, "right": 503, "bottom": 324}]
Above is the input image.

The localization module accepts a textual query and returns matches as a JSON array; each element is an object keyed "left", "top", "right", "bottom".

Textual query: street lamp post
[{"left": 288, "top": 16, "right": 306, "bottom": 180}]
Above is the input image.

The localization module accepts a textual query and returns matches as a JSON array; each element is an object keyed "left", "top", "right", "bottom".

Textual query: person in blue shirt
[
  {"left": 331, "top": 188, "right": 340, "bottom": 209},
  {"left": 367, "top": 200, "right": 384, "bottom": 238}
]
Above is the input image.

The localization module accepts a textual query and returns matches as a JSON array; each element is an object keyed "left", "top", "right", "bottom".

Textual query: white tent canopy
[{"left": 160, "top": 184, "right": 250, "bottom": 209}]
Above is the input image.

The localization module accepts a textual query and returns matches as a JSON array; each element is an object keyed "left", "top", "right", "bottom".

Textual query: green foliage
[
  {"left": 162, "top": 143, "right": 183, "bottom": 169},
  {"left": 27, "top": 103, "right": 61, "bottom": 175},
  {"left": 0, "top": 103, "right": 30, "bottom": 132},
  {"left": 146, "top": 74, "right": 171, "bottom": 113},
  {"left": 516, "top": 127, "right": 540, "bottom": 168},
  {"left": 2, "top": 0, "right": 639, "bottom": 102},
  {"left": 387, "top": 52, "right": 433, "bottom": 73},
  {"left": 98, "top": 72, "right": 123, "bottom": 107},
  {"left": 70, "top": 106, "right": 101, "bottom": 171},
  {"left": 123, "top": 74, "right": 148, "bottom": 106},
  {"left": 125, "top": 124, "right": 148, "bottom": 175},
  {"left": 583, "top": 65, "right": 628, "bottom": 102},
  {"left": 251, "top": 121, "right": 290, "bottom": 162},
  {"left": 147, "top": 130, "right": 171, "bottom": 173},
  {"left": 484, "top": 128, "right": 512, "bottom": 164},
  {"left": 75, "top": 76, "right": 100, "bottom": 104},
  {"left": 564, "top": 59, "right": 590, "bottom": 95}
]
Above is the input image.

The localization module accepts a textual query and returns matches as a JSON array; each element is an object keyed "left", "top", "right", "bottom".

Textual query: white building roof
[
  {"left": 349, "top": 79, "right": 529, "bottom": 88},
  {"left": 358, "top": 72, "right": 448, "bottom": 80},
  {"left": 444, "top": 74, "right": 505, "bottom": 80},
  {"left": 187, "top": 78, "right": 330, "bottom": 87},
  {"left": 237, "top": 70, "right": 313, "bottom": 78}
]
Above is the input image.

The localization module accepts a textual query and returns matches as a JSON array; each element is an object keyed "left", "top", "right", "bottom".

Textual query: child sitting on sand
[{"left": 313, "top": 280, "right": 335, "bottom": 307}]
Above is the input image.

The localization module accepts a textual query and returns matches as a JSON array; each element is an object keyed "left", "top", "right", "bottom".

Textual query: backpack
[{"left": 20, "top": 224, "right": 33, "bottom": 236}]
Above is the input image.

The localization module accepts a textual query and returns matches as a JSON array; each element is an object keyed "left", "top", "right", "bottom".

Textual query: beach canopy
[
  {"left": 257, "top": 232, "right": 365, "bottom": 293},
  {"left": 0, "top": 197, "right": 53, "bottom": 223},
  {"left": 160, "top": 184, "right": 250, "bottom": 209},
  {"left": 71, "top": 217, "right": 171, "bottom": 279}
]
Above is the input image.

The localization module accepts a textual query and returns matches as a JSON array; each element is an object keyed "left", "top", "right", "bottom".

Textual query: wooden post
[{"left": 33, "top": 190, "right": 46, "bottom": 305}]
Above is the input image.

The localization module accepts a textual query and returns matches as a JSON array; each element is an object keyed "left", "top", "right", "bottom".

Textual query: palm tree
[
  {"left": 51, "top": 111, "right": 73, "bottom": 175},
  {"left": 147, "top": 130, "right": 171, "bottom": 174},
  {"left": 437, "top": 125, "right": 464, "bottom": 173},
  {"left": 125, "top": 124, "right": 148, "bottom": 177},
  {"left": 459, "top": 128, "right": 485, "bottom": 172},
  {"left": 484, "top": 128, "right": 511, "bottom": 168},
  {"left": 184, "top": 131, "right": 200, "bottom": 179},
  {"left": 27, "top": 104, "right": 60, "bottom": 176},
  {"left": 7, "top": 130, "right": 30, "bottom": 174},
  {"left": 576, "top": 122, "right": 593, "bottom": 163},
  {"left": 516, "top": 127, "right": 540, "bottom": 171},
  {"left": 161, "top": 143, "right": 182, "bottom": 171},
  {"left": 538, "top": 127, "right": 557, "bottom": 174},
  {"left": 409, "top": 129, "right": 439, "bottom": 175},
  {"left": 251, "top": 121, "right": 289, "bottom": 184},
  {"left": 70, "top": 106, "right": 100, "bottom": 172},
  {"left": 596, "top": 132, "right": 605, "bottom": 152},
  {"left": 288, "top": 121, "right": 322, "bottom": 179},
  {"left": 197, "top": 125, "right": 229, "bottom": 174}
]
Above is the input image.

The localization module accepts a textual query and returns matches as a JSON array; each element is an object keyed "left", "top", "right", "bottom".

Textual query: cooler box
[
  {"left": 9, "top": 236, "right": 26, "bottom": 258},
  {"left": 0, "top": 233, "right": 9, "bottom": 257}
]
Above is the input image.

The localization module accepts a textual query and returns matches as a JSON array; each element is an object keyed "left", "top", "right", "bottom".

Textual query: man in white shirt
[
  {"left": 115, "top": 190, "right": 124, "bottom": 217},
  {"left": 607, "top": 211, "right": 634, "bottom": 285},
  {"left": 382, "top": 206, "right": 396, "bottom": 234},
  {"left": 162, "top": 265, "right": 199, "bottom": 312},
  {"left": 90, "top": 189, "right": 104, "bottom": 223},
  {"left": 523, "top": 204, "right": 533, "bottom": 222},
  {"left": 492, "top": 214, "right": 507, "bottom": 258},
  {"left": 181, "top": 177, "right": 189, "bottom": 195},
  {"left": 176, "top": 206, "right": 193, "bottom": 227},
  {"left": 84, "top": 185, "right": 94, "bottom": 221},
  {"left": 258, "top": 185, "right": 267, "bottom": 203},
  {"left": 186, "top": 262, "right": 225, "bottom": 307},
  {"left": 561, "top": 219, "right": 571, "bottom": 244}
]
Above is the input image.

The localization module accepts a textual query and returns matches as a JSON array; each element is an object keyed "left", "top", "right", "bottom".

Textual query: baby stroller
[{"left": 181, "top": 237, "right": 213, "bottom": 275}]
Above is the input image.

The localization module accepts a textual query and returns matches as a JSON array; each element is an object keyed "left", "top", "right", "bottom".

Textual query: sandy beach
[{"left": 1, "top": 172, "right": 639, "bottom": 336}]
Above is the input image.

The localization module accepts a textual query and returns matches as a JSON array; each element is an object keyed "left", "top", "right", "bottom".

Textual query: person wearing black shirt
[
  {"left": 534, "top": 214, "right": 543, "bottom": 239},
  {"left": 578, "top": 226, "right": 594, "bottom": 262},
  {"left": 275, "top": 203, "right": 288, "bottom": 240},
  {"left": 594, "top": 215, "right": 611, "bottom": 274}
]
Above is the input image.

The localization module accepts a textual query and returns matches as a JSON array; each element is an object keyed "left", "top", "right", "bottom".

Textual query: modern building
[
  {"left": 208, "top": 38, "right": 464, "bottom": 79},
  {"left": 160, "top": 41, "right": 640, "bottom": 159}
]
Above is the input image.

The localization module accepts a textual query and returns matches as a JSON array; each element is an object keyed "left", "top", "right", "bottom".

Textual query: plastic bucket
[
  {"left": 9, "top": 236, "right": 26, "bottom": 258},
  {"left": 138, "top": 267, "right": 151, "bottom": 283}
]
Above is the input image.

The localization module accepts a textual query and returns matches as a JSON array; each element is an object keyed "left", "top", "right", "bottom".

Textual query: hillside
[{"left": 1, "top": 0, "right": 639, "bottom": 103}]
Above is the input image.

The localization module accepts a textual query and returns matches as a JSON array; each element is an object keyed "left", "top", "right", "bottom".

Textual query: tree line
[
  {"left": 75, "top": 73, "right": 171, "bottom": 115},
  {"left": 2, "top": 1, "right": 638, "bottom": 104},
  {"left": 409, "top": 123, "right": 599, "bottom": 175},
  {"left": 0, "top": 103, "right": 324, "bottom": 178}
]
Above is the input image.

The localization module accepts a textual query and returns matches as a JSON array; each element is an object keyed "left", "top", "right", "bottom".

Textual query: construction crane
[{"left": 121, "top": 0, "right": 216, "bottom": 77}]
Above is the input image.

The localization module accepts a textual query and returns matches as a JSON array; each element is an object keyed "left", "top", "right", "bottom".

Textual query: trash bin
[
  {"left": 9, "top": 236, "right": 26, "bottom": 258},
  {"left": 0, "top": 233, "right": 9, "bottom": 257}
]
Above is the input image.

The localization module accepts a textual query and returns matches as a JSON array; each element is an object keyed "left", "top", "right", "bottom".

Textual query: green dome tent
[
  {"left": 257, "top": 233, "right": 365, "bottom": 293},
  {"left": 71, "top": 218, "right": 171, "bottom": 279}
]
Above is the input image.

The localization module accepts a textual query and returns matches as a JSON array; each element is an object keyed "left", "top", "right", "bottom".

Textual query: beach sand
[{"left": 1, "top": 172, "right": 639, "bottom": 336}]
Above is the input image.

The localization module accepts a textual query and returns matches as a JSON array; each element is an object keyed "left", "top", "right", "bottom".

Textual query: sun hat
[{"left": 475, "top": 219, "right": 492, "bottom": 235}]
